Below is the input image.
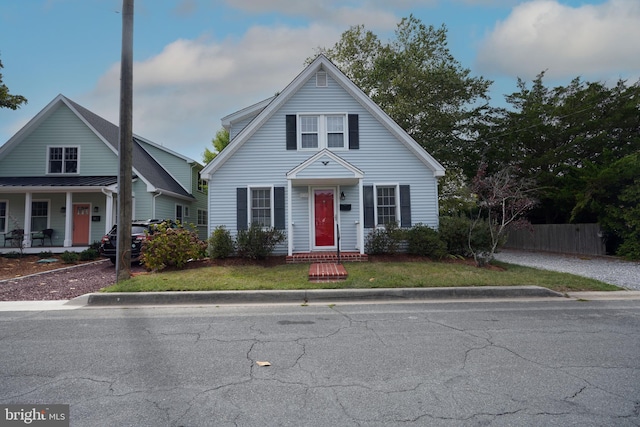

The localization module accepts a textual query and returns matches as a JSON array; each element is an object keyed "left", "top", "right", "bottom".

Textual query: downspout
[{"left": 152, "top": 191, "right": 162, "bottom": 220}]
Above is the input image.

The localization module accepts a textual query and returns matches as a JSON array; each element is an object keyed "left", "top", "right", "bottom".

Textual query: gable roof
[
  {"left": 201, "top": 55, "right": 445, "bottom": 179},
  {"left": 0, "top": 95, "right": 195, "bottom": 200}
]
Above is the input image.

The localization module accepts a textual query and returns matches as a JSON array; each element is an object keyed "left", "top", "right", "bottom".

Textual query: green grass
[{"left": 101, "top": 260, "right": 620, "bottom": 293}]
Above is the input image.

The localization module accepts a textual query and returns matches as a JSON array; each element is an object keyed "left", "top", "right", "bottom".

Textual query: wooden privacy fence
[{"left": 503, "top": 223, "right": 606, "bottom": 256}]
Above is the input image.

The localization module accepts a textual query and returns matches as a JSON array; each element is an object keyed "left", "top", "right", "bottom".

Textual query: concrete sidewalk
[{"left": 2, "top": 286, "right": 640, "bottom": 311}]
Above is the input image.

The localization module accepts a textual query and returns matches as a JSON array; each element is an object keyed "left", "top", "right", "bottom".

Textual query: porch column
[
  {"left": 104, "top": 190, "right": 114, "bottom": 234},
  {"left": 287, "top": 179, "right": 293, "bottom": 256},
  {"left": 358, "top": 179, "right": 364, "bottom": 254},
  {"left": 63, "top": 192, "right": 73, "bottom": 247},
  {"left": 23, "top": 192, "right": 32, "bottom": 247}
]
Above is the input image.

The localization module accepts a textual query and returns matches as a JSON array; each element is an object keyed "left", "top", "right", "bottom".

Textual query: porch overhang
[
  {"left": 0, "top": 176, "right": 120, "bottom": 193},
  {"left": 286, "top": 150, "right": 365, "bottom": 257},
  {"left": 286, "top": 149, "right": 364, "bottom": 183}
]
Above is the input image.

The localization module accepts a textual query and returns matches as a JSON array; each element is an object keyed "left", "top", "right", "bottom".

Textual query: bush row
[
  {"left": 365, "top": 215, "right": 494, "bottom": 259},
  {"left": 208, "top": 224, "right": 285, "bottom": 260}
]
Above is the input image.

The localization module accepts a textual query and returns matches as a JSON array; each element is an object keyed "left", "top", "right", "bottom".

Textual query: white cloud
[
  {"left": 225, "top": 0, "right": 401, "bottom": 29},
  {"left": 85, "top": 23, "right": 343, "bottom": 161},
  {"left": 476, "top": 0, "right": 640, "bottom": 80}
]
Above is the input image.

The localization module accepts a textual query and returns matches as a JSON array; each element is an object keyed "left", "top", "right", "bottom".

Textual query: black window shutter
[
  {"left": 348, "top": 114, "right": 359, "bottom": 149},
  {"left": 400, "top": 185, "right": 411, "bottom": 228},
  {"left": 236, "top": 187, "right": 248, "bottom": 230},
  {"left": 274, "top": 187, "right": 285, "bottom": 230},
  {"left": 363, "top": 185, "right": 374, "bottom": 228},
  {"left": 286, "top": 115, "right": 297, "bottom": 150}
]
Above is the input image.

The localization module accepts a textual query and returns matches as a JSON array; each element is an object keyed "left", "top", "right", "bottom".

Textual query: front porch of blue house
[{"left": 0, "top": 245, "right": 91, "bottom": 256}]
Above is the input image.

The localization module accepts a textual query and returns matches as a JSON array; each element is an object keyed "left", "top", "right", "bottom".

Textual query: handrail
[{"left": 336, "top": 223, "right": 341, "bottom": 264}]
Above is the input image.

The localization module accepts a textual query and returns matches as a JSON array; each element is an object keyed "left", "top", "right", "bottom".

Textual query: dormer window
[
  {"left": 316, "top": 71, "right": 327, "bottom": 87},
  {"left": 48, "top": 146, "right": 79, "bottom": 174}
]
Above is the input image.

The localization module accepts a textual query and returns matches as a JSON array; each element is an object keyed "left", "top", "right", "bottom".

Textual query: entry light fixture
[{"left": 340, "top": 191, "right": 346, "bottom": 201}]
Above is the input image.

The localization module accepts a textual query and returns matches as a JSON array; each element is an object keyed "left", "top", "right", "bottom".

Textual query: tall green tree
[
  {"left": 484, "top": 73, "right": 640, "bottom": 224},
  {"left": 315, "top": 15, "right": 492, "bottom": 173},
  {"left": 0, "top": 57, "right": 27, "bottom": 110},
  {"left": 203, "top": 128, "right": 230, "bottom": 164},
  {"left": 571, "top": 152, "right": 640, "bottom": 259}
]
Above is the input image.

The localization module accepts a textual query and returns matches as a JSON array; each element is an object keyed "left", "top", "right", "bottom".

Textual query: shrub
[
  {"left": 406, "top": 223, "right": 447, "bottom": 259},
  {"left": 61, "top": 251, "right": 79, "bottom": 264},
  {"left": 235, "top": 223, "right": 285, "bottom": 259},
  {"left": 3, "top": 251, "right": 20, "bottom": 259},
  {"left": 208, "top": 226, "right": 235, "bottom": 259},
  {"left": 141, "top": 222, "right": 207, "bottom": 271},
  {"left": 365, "top": 222, "right": 405, "bottom": 255},
  {"left": 38, "top": 251, "right": 54, "bottom": 259},
  {"left": 439, "top": 215, "right": 473, "bottom": 257},
  {"left": 79, "top": 248, "right": 100, "bottom": 261}
]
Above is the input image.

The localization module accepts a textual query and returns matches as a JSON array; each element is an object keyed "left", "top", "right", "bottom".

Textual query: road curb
[{"left": 82, "top": 286, "right": 564, "bottom": 306}]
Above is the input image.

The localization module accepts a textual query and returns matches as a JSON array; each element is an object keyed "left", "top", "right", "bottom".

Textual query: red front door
[
  {"left": 73, "top": 204, "right": 90, "bottom": 245},
  {"left": 314, "top": 189, "right": 335, "bottom": 247}
]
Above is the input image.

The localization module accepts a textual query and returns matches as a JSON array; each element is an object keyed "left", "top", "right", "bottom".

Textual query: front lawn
[{"left": 101, "top": 259, "right": 620, "bottom": 293}]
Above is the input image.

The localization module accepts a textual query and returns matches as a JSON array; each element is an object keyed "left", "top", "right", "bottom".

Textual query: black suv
[{"left": 99, "top": 219, "right": 174, "bottom": 264}]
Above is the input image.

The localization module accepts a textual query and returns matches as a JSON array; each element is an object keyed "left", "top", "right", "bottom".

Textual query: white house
[{"left": 200, "top": 55, "right": 445, "bottom": 257}]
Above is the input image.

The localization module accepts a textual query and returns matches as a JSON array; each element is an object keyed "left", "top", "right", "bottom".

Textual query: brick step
[
  {"left": 308, "top": 263, "right": 348, "bottom": 282},
  {"left": 287, "top": 251, "right": 368, "bottom": 264}
]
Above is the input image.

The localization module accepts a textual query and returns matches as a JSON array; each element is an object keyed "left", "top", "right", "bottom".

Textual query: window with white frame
[
  {"left": 48, "top": 146, "right": 78, "bottom": 174},
  {"left": 298, "top": 114, "right": 346, "bottom": 150},
  {"left": 31, "top": 201, "right": 49, "bottom": 231},
  {"left": 176, "top": 204, "right": 190, "bottom": 223},
  {"left": 326, "top": 115, "right": 345, "bottom": 148},
  {"left": 197, "top": 209, "right": 207, "bottom": 226},
  {"left": 376, "top": 185, "right": 398, "bottom": 226},
  {"left": 197, "top": 177, "right": 207, "bottom": 193},
  {"left": 0, "top": 201, "right": 7, "bottom": 232},
  {"left": 250, "top": 187, "right": 272, "bottom": 227}
]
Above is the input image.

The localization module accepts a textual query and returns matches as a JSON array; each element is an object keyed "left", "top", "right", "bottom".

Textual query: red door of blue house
[{"left": 314, "top": 189, "right": 335, "bottom": 248}]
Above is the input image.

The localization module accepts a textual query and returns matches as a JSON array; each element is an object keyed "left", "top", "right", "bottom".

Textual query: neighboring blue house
[
  {"left": 0, "top": 95, "right": 208, "bottom": 251},
  {"left": 200, "top": 55, "right": 445, "bottom": 256}
]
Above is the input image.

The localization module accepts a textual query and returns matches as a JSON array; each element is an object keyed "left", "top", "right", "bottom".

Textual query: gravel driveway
[{"left": 495, "top": 249, "right": 640, "bottom": 290}]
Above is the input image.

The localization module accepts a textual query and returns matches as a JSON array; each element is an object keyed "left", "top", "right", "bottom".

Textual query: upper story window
[
  {"left": 197, "top": 177, "right": 207, "bottom": 193},
  {"left": 286, "top": 113, "right": 358, "bottom": 151},
  {"left": 48, "top": 146, "right": 78, "bottom": 174},
  {"left": 297, "top": 114, "right": 346, "bottom": 150}
]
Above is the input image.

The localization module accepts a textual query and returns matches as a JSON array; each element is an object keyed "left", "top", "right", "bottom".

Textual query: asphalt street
[{"left": 1, "top": 300, "right": 639, "bottom": 426}]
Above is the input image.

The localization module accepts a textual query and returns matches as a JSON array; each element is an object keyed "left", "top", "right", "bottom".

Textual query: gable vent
[{"left": 316, "top": 71, "right": 327, "bottom": 87}]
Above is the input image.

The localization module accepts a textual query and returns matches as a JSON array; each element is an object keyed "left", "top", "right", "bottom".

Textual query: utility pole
[{"left": 116, "top": 0, "right": 134, "bottom": 282}]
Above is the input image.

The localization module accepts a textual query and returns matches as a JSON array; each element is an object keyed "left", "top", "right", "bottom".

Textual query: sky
[{"left": 1, "top": 0, "right": 639, "bottom": 163}]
